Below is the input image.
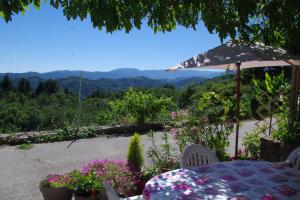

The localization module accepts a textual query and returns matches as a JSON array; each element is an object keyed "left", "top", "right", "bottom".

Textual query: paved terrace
[{"left": 0, "top": 120, "right": 262, "bottom": 200}]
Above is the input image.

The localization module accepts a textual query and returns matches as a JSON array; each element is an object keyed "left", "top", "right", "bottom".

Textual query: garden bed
[{"left": 0, "top": 123, "right": 165, "bottom": 145}]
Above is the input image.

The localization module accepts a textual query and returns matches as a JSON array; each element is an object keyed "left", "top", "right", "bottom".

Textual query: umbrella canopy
[
  {"left": 168, "top": 40, "right": 300, "bottom": 157},
  {"left": 168, "top": 40, "right": 300, "bottom": 71}
]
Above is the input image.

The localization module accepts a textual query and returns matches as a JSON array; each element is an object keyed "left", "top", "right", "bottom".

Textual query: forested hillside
[
  {"left": 6, "top": 75, "right": 207, "bottom": 98},
  {"left": 0, "top": 67, "right": 291, "bottom": 134}
]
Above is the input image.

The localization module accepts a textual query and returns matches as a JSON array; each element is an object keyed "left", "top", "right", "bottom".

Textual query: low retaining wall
[
  {"left": 0, "top": 123, "right": 165, "bottom": 145},
  {"left": 260, "top": 137, "right": 299, "bottom": 162},
  {"left": 95, "top": 123, "right": 164, "bottom": 136}
]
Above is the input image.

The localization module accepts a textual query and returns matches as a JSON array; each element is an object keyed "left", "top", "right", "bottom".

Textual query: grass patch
[{"left": 17, "top": 143, "right": 33, "bottom": 150}]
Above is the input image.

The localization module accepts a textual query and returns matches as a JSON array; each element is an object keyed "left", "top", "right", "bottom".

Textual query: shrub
[
  {"left": 33, "top": 126, "right": 96, "bottom": 143},
  {"left": 81, "top": 159, "right": 139, "bottom": 198},
  {"left": 147, "top": 132, "right": 179, "bottom": 172},
  {"left": 171, "top": 92, "right": 234, "bottom": 161},
  {"left": 273, "top": 100, "right": 300, "bottom": 145},
  {"left": 242, "top": 126, "right": 264, "bottom": 158},
  {"left": 110, "top": 88, "right": 174, "bottom": 125},
  {"left": 127, "top": 132, "right": 144, "bottom": 170}
]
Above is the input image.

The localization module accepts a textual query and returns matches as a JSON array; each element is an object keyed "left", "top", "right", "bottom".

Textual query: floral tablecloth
[{"left": 142, "top": 160, "right": 300, "bottom": 200}]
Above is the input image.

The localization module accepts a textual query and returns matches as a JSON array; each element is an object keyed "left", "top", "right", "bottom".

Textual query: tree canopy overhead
[{"left": 1, "top": 0, "right": 299, "bottom": 54}]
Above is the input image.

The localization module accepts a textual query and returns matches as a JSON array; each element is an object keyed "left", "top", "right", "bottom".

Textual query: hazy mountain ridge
[
  {"left": 1, "top": 68, "right": 223, "bottom": 97},
  {"left": 6, "top": 76, "right": 207, "bottom": 98},
  {"left": 0, "top": 68, "right": 222, "bottom": 80}
]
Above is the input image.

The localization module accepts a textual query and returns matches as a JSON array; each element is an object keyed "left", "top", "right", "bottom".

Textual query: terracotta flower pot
[{"left": 39, "top": 186, "right": 73, "bottom": 200}]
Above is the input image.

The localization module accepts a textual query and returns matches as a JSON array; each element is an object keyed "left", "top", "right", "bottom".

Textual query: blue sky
[{"left": 0, "top": 3, "right": 222, "bottom": 73}]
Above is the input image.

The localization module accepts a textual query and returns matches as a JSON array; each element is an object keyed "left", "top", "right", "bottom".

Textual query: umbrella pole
[{"left": 235, "top": 62, "right": 241, "bottom": 158}]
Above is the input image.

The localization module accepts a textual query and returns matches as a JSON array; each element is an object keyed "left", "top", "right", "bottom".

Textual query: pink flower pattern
[{"left": 142, "top": 161, "right": 300, "bottom": 200}]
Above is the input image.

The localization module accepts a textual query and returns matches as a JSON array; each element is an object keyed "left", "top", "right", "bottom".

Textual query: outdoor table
[{"left": 142, "top": 160, "right": 300, "bottom": 200}]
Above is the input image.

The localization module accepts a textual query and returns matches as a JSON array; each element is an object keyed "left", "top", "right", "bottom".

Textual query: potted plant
[
  {"left": 70, "top": 170, "right": 104, "bottom": 200},
  {"left": 39, "top": 174, "right": 74, "bottom": 200}
]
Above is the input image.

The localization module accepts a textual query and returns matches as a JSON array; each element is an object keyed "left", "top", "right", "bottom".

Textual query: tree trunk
[
  {"left": 289, "top": 65, "right": 300, "bottom": 136},
  {"left": 290, "top": 66, "right": 300, "bottom": 122}
]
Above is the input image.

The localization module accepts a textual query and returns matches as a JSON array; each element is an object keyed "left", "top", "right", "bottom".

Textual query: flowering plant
[
  {"left": 40, "top": 174, "right": 73, "bottom": 189},
  {"left": 81, "top": 159, "right": 139, "bottom": 198},
  {"left": 170, "top": 92, "right": 234, "bottom": 161},
  {"left": 147, "top": 131, "right": 179, "bottom": 172},
  {"left": 69, "top": 170, "right": 101, "bottom": 197}
]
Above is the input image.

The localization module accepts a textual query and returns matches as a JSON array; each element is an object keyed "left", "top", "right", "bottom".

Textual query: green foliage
[
  {"left": 241, "top": 67, "right": 292, "bottom": 84},
  {"left": 3, "top": 1, "right": 299, "bottom": 53},
  {"left": 110, "top": 88, "right": 174, "bottom": 125},
  {"left": 196, "top": 91, "right": 232, "bottom": 122},
  {"left": 190, "top": 75, "right": 253, "bottom": 120},
  {"left": 0, "top": 75, "right": 14, "bottom": 91},
  {"left": 273, "top": 99, "right": 300, "bottom": 145},
  {"left": 41, "top": 174, "right": 74, "bottom": 190},
  {"left": 33, "top": 126, "right": 96, "bottom": 143},
  {"left": 0, "top": 1, "right": 41, "bottom": 22},
  {"left": 0, "top": 75, "right": 114, "bottom": 133},
  {"left": 253, "top": 72, "right": 289, "bottom": 98},
  {"left": 147, "top": 132, "right": 179, "bottom": 172},
  {"left": 127, "top": 132, "right": 144, "bottom": 170},
  {"left": 17, "top": 143, "right": 33, "bottom": 150},
  {"left": 172, "top": 91, "right": 234, "bottom": 161},
  {"left": 252, "top": 72, "right": 290, "bottom": 120},
  {"left": 178, "top": 85, "right": 196, "bottom": 109},
  {"left": 35, "top": 79, "right": 60, "bottom": 95},
  {"left": 242, "top": 126, "right": 264, "bottom": 158},
  {"left": 140, "top": 166, "right": 160, "bottom": 182},
  {"left": 0, "top": 80, "right": 176, "bottom": 134},
  {"left": 69, "top": 170, "right": 101, "bottom": 197},
  {"left": 17, "top": 78, "right": 32, "bottom": 94}
]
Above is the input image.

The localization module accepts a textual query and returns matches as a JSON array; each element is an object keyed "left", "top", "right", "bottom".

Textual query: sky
[{"left": 0, "top": 3, "right": 222, "bottom": 73}]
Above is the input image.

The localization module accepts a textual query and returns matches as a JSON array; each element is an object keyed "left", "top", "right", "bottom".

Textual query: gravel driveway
[{"left": 0, "top": 120, "right": 262, "bottom": 200}]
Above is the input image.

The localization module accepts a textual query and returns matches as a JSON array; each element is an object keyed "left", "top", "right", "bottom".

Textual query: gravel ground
[{"left": 0, "top": 120, "right": 262, "bottom": 200}]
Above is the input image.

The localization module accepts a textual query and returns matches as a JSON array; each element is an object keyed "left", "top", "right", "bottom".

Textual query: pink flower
[
  {"left": 170, "top": 128, "right": 177, "bottom": 137},
  {"left": 171, "top": 112, "right": 177, "bottom": 119}
]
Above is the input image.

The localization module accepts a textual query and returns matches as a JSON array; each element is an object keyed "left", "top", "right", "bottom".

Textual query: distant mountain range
[
  {"left": 0, "top": 68, "right": 222, "bottom": 80},
  {"left": 0, "top": 68, "right": 224, "bottom": 97}
]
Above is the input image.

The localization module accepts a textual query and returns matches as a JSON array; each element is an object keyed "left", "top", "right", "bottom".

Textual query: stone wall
[
  {"left": 0, "top": 123, "right": 165, "bottom": 145},
  {"left": 260, "top": 137, "right": 299, "bottom": 162}
]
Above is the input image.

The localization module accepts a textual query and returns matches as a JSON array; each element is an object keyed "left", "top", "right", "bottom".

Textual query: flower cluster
[
  {"left": 81, "top": 159, "right": 139, "bottom": 197},
  {"left": 41, "top": 174, "right": 73, "bottom": 189}
]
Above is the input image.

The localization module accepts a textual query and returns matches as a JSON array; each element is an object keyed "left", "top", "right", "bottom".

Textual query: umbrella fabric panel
[{"left": 172, "top": 41, "right": 299, "bottom": 70}]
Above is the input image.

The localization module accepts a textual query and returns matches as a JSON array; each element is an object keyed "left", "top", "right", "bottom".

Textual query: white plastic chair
[
  {"left": 285, "top": 147, "right": 300, "bottom": 170},
  {"left": 180, "top": 144, "right": 219, "bottom": 169},
  {"left": 103, "top": 182, "right": 143, "bottom": 200}
]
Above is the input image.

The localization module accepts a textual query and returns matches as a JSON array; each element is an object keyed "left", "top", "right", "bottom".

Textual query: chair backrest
[
  {"left": 180, "top": 144, "right": 219, "bottom": 169},
  {"left": 103, "top": 182, "right": 120, "bottom": 200},
  {"left": 286, "top": 147, "right": 300, "bottom": 170}
]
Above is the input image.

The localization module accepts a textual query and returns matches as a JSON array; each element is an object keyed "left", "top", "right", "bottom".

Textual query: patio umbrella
[{"left": 168, "top": 40, "right": 300, "bottom": 157}]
